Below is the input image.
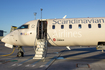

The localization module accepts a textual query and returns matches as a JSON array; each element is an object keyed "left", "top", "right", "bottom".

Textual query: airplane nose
[
  {"left": 1, "top": 37, "right": 6, "bottom": 43},
  {"left": 1, "top": 35, "right": 9, "bottom": 43}
]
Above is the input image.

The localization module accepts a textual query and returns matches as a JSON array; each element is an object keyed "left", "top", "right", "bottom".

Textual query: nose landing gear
[
  {"left": 17, "top": 51, "right": 24, "bottom": 57},
  {"left": 17, "top": 46, "right": 24, "bottom": 57}
]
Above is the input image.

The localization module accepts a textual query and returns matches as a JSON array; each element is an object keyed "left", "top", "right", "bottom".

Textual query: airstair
[
  {"left": 33, "top": 20, "right": 48, "bottom": 59},
  {"left": 33, "top": 39, "right": 47, "bottom": 59}
]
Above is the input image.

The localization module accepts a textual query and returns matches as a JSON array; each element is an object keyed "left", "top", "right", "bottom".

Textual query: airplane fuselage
[{"left": 1, "top": 17, "right": 105, "bottom": 48}]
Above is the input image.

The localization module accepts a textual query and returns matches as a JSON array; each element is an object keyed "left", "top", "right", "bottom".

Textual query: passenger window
[
  {"left": 78, "top": 24, "right": 82, "bottom": 29},
  {"left": 69, "top": 25, "right": 72, "bottom": 29},
  {"left": 61, "top": 25, "right": 64, "bottom": 29},
  {"left": 17, "top": 25, "right": 28, "bottom": 29},
  {"left": 88, "top": 24, "right": 91, "bottom": 28},
  {"left": 52, "top": 25, "right": 55, "bottom": 29},
  {"left": 98, "top": 24, "right": 101, "bottom": 28}
]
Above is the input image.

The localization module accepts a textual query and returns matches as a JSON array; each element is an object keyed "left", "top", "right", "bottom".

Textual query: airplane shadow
[
  {"left": 47, "top": 47, "right": 105, "bottom": 70},
  {"left": 60, "top": 47, "right": 105, "bottom": 59}
]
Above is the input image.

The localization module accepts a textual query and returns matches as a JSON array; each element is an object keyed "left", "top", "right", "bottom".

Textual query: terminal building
[
  {"left": 0, "top": 30, "right": 4, "bottom": 40},
  {"left": 0, "top": 26, "right": 16, "bottom": 41},
  {"left": 0, "top": 30, "right": 3, "bottom": 36}
]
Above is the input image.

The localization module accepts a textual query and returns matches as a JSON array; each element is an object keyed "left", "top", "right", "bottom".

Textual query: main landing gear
[{"left": 17, "top": 46, "right": 24, "bottom": 57}]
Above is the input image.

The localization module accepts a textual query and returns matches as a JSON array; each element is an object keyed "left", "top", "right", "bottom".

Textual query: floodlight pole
[
  {"left": 41, "top": 8, "right": 43, "bottom": 39},
  {"left": 34, "top": 12, "right": 37, "bottom": 20},
  {"left": 41, "top": 8, "right": 43, "bottom": 20}
]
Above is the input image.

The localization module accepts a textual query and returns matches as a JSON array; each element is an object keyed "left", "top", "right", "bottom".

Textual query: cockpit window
[{"left": 17, "top": 25, "right": 29, "bottom": 29}]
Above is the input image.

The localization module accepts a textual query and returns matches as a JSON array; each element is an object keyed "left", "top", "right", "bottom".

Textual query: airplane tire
[{"left": 17, "top": 51, "right": 24, "bottom": 57}]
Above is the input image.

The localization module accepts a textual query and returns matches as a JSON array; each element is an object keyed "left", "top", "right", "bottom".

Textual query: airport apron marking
[
  {"left": 12, "top": 57, "right": 33, "bottom": 66},
  {"left": 2, "top": 57, "right": 17, "bottom": 64},
  {"left": 25, "top": 59, "right": 41, "bottom": 67},
  {"left": 45, "top": 56, "right": 57, "bottom": 67},
  {"left": 18, "top": 57, "right": 33, "bottom": 64},
  {"left": 31, "top": 59, "right": 41, "bottom": 65}
]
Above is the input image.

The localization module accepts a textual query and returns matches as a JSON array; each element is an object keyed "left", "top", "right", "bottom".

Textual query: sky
[{"left": 0, "top": 0, "right": 105, "bottom": 36}]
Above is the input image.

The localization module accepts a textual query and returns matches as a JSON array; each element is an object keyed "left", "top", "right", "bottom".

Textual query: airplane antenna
[
  {"left": 34, "top": 12, "right": 37, "bottom": 20},
  {"left": 63, "top": 15, "right": 67, "bottom": 19}
]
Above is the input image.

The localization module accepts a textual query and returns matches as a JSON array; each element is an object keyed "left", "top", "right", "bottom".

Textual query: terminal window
[{"left": 0, "top": 30, "right": 3, "bottom": 36}]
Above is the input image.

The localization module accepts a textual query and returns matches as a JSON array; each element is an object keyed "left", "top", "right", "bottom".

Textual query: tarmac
[{"left": 0, "top": 41, "right": 105, "bottom": 70}]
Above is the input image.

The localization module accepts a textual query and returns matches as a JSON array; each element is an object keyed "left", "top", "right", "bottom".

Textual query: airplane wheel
[{"left": 17, "top": 51, "right": 24, "bottom": 57}]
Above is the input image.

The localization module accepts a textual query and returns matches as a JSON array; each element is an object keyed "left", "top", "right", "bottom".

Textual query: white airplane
[{"left": 1, "top": 17, "right": 105, "bottom": 59}]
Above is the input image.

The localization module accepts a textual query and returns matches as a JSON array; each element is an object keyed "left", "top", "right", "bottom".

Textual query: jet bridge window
[
  {"left": 69, "top": 25, "right": 72, "bottom": 29},
  {"left": 52, "top": 25, "right": 55, "bottom": 29},
  {"left": 78, "top": 24, "right": 82, "bottom": 29},
  {"left": 88, "top": 24, "right": 91, "bottom": 28},
  {"left": 17, "top": 25, "right": 29, "bottom": 29},
  {"left": 98, "top": 24, "right": 101, "bottom": 28},
  {"left": 61, "top": 25, "right": 64, "bottom": 29}
]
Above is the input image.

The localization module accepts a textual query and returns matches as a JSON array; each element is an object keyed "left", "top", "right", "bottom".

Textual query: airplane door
[{"left": 37, "top": 20, "right": 47, "bottom": 39}]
